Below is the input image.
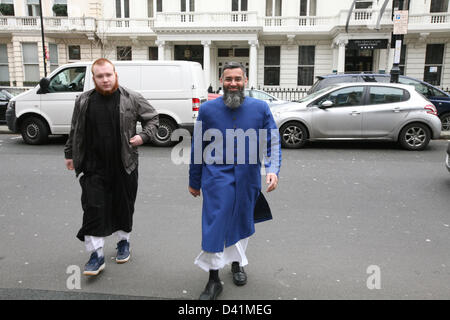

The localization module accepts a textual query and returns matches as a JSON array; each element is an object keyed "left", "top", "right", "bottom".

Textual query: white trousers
[
  {"left": 84, "top": 231, "right": 130, "bottom": 253},
  {"left": 194, "top": 238, "right": 249, "bottom": 272}
]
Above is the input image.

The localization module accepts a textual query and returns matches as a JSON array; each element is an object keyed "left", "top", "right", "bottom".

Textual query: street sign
[{"left": 393, "top": 10, "right": 409, "bottom": 35}]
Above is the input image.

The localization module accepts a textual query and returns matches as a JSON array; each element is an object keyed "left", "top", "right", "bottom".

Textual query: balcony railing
[
  {"left": 97, "top": 18, "right": 156, "bottom": 34},
  {"left": 0, "top": 10, "right": 448, "bottom": 36},
  {"left": 0, "top": 16, "right": 96, "bottom": 32},
  {"left": 409, "top": 12, "right": 449, "bottom": 27},
  {"left": 154, "top": 11, "right": 259, "bottom": 29}
]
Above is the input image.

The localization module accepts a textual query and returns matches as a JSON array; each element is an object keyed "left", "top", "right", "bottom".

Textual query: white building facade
[{"left": 0, "top": 0, "right": 449, "bottom": 91}]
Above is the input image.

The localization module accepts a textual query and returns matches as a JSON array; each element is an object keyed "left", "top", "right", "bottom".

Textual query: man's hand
[
  {"left": 266, "top": 173, "right": 278, "bottom": 192},
  {"left": 188, "top": 186, "right": 201, "bottom": 197},
  {"left": 65, "top": 159, "right": 74, "bottom": 170},
  {"left": 130, "top": 135, "right": 144, "bottom": 147}
]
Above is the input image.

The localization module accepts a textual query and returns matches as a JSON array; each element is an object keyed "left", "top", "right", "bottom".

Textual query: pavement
[{"left": 2, "top": 125, "right": 450, "bottom": 139}]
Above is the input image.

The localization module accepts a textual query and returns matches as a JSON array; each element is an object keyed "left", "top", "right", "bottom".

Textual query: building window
[
  {"left": 22, "top": 43, "right": 40, "bottom": 85},
  {"left": 117, "top": 46, "right": 132, "bottom": 60},
  {"left": 27, "top": 0, "right": 41, "bottom": 16},
  {"left": 430, "top": 0, "right": 449, "bottom": 12},
  {"left": 181, "top": 0, "right": 195, "bottom": 12},
  {"left": 52, "top": 0, "right": 67, "bottom": 17},
  {"left": 147, "top": 0, "right": 162, "bottom": 17},
  {"left": 116, "top": 0, "right": 130, "bottom": 18},
  {"left": 264, "top": 46, "right": 280, "bottom": 86},
  {"left": 149, "top": 47, "right": 158, "bottom": 60},
  {"left": 355, "top": 1, "right": 372, "bottom": 9},
  {"left": 424, "top": 44, "right": 444, "bottom": 86},
  {"left": 393, "top": 0, "right": 410, "bottom": 10},
  {"left": 0, "top": 44, "right": 9, "bottom": 85},
  {"left": 300, "top": 0, "right": 316, "bottom": 16},
  {"left": 232, "top": 0, "right": 248, "bottom": 11},
  {"left": 399, "top": 44, "right": 406, "bottom": 75},
  {"left": 68, "top": 45, "right": 81, "bottom": 60},
  {"left": 266, "top": 0, "right": 282, "bottom": 16},
  {"left": 0, "top": 0, "right": 15, "bottom": 16},
  {"left": 49, "top": 43, "right": 59, "bottom": 72},
  {"left": 298, "top": 46, "right": 315, "bottom": 86}
]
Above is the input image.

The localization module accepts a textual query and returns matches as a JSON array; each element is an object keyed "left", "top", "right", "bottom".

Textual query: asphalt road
[{"left": 0, "top": 133, "right": 449, "bottom": 300}]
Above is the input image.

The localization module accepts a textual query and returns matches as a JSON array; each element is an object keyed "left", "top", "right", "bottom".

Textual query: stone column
[
  {"left": 248, "top": 40, "right": 258, "bottom": 89},
  {"left": 155, "top": 40, "right": 165, "bottom": 61},
  {"left": 202, "top": 40, "right": 211, "bottom": 88},
  {"left": 337, "top": 40, "right": 348, "bottom": 74}
]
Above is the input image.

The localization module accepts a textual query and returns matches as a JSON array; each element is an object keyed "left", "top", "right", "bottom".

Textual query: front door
[
  {"left": 345, "top": 49, "right": 373, "bottom": 72},
  {"left": 39, "top": 66, "right": 87, "bottom": 133},
  {"left": 311, "top": 86, "right": 365, "bottom": 138}
]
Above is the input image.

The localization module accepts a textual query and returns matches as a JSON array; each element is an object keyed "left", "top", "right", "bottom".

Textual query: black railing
[
  {"left": 257, "top": 86, "right": 309, "bottom": 101},
  {"left": 258, "top": 86, "right": 450, "bottom": 101}
]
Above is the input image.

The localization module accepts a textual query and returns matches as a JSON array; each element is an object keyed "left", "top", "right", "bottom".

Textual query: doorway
[{"left": 345, "top": 49, "right": 374, "bottom": 72}]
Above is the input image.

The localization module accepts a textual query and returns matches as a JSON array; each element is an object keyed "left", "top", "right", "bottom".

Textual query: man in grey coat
[{"left": 64, "top": 58, "right": 159, "bottom": 276}]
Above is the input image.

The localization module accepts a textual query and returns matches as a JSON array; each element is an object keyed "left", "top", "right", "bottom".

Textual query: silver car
[{"left": 272, "top": 83, "right": 442, "bottom": 150}]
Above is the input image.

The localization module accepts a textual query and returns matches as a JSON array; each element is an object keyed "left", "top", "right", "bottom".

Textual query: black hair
[{"left": 222, "top": 61, "right": 247, "bottom": 78}]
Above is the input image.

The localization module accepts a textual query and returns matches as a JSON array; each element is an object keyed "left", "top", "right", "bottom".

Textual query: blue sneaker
[
  {"left": 116, "top": 240, "right": 130, "bottom": 264},
  {"left": 83, "top": 252, "right": 105, "bottom": 276}
]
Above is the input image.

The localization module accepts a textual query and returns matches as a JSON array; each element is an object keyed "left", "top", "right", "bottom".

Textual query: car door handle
[
  {"left": 350, "top": 111, "right": 361, "bottom": 116},
  {"left": 393, "top": 107, "right": 401, "bottom": 113}
]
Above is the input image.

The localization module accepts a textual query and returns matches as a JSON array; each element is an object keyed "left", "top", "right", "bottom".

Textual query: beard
[
  {"left": 94, "top": 77, "right": 119, "bottom": 96},
  {"left": 223, "top": 86, "right": 245, "bottom": 109}
]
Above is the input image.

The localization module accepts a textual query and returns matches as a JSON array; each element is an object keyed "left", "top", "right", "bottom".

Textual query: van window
[
  {"left": 368, "top": 86, "right": 409, "bottom": 105},
  {"left": 48, "top": 67, "right": 86, "bottom": 92}
]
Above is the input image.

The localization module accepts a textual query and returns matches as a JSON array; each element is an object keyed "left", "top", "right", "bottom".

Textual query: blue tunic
[{"left": 189, "top": 97, "right": 281, "bottom": 253}]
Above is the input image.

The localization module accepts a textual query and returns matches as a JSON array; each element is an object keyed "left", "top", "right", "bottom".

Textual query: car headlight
[{"left": 7, "top": 101, "right": 15, "bottom": 111}]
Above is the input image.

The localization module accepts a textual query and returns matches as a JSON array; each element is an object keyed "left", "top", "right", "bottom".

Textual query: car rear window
[{"left": 368, "top": 86, "right": 410, "bottom": 105}]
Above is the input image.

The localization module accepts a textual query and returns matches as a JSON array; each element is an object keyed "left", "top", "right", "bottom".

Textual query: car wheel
[
  {"left": 440, "top": 113, "right": 450, "bottom": 131},
  {"left": 398, "top": 123, "right": 431, "bottom": 151},
  {"left": 279, "top": 121, "right": 308, "bottom": 149},
  {"left": 20, "top": 117, "right": 49, "bottom": 145},
  {"left": 151, "top": 118, "right": 177, "bottom": 147}
]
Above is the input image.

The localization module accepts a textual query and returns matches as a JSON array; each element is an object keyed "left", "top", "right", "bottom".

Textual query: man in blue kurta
[{"left": 189, "top": 62, "right": 282, "bottom": 300}]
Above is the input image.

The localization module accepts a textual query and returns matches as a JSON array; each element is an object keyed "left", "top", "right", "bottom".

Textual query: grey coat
[{"left": 64, "top": 86, "right": 159, "bottom": 176}]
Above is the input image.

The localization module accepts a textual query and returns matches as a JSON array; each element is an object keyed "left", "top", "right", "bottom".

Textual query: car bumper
[{"left": 6, "top": 108, "right": 18, "bottom": 133}]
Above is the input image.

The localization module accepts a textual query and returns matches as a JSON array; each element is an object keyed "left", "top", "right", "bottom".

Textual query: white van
[{"left": 6, "top": 60, "right": 207, "bottom": 146}]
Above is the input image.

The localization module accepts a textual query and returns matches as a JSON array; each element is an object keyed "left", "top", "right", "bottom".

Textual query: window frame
[
  {"left": 297, "top": 45, "right": 315, "bottom": 86},
  {"left": 264, "top": 46, "right": 281, "bottom": 86}
]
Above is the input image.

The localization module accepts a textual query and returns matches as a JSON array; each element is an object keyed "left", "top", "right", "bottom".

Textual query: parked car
[
  {"left": 309, "top": 73, "right": 450, "bottom": 131},
  {"left": 446, "top": 142, "right": 450, "bottom": 172},
  {"left": 208, "top": 89, "right": 287, "bottom": 105},
  {"left": 6, "top": 60, "right": 207, "bottom": 146},
  {"left": 272, "top": 82, "right": 441, "bottom": 150},
  {"left": 0, "top": 89, "right": 13, "bottom": 123}
]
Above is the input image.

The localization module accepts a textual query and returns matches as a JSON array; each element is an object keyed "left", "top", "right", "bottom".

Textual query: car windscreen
[{"left": 297, "top": 85, "right": 339, "bottom": 104}]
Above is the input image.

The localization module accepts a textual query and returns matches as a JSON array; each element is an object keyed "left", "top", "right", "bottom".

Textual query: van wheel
[
  {"left": 152, "top": 118, "right": 177, "bottom": 147},
  {"left": 398, "top": 123, "right": 430, "bottom": 151},
  {"left": 21, "top": 117, "right": 49, "bottom": 145}
]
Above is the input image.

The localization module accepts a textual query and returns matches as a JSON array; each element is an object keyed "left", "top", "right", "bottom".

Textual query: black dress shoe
[
  {"left": 231, "top": 262, "right": 247, "bottom": 286},
  {"left": 199, "top": 280, "right": 223, "bottom": 300}
]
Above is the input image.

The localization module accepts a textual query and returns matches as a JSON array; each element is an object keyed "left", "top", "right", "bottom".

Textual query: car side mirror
[
  {"left": 37, "top": 77, "right": 50, "bottom": 94},
  {"left": 319, "top": 100, "right": 334, "bottom": 109}
]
